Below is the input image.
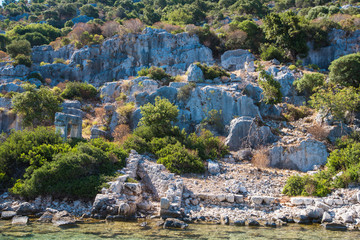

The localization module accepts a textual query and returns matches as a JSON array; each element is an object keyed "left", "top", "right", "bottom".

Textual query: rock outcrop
[
  {"left": 221, "top": 49, "right": 255, "bottom": 71},
  {"left": 15, "top": 28, "right": 214, "bottom": 87},
  {"left": 302, "top": 29, "right": 360, "bottom": 69},
  {"left": 225, "top": 116, "right": 277, "bottom": 151},
  {"left": 268, "top": 139, "right": 329, "bottom": 172}
]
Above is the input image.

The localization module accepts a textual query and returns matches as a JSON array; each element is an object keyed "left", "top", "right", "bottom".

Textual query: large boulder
[
  {"left": 268, "top": 139, "right": 329, "bottom": 172},
  {"left": 221, "top": 49, "right": 255, "bottom": 71},
  {"left": 225, "top": 116, "right": 277, "bottom": 151},
  {"left": 267, "top": 66, "right": 296, "bottom": 97}
]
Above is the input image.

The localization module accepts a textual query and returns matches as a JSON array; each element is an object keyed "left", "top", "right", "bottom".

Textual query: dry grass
[
  {"left": 251, "top": 147, "right": 270, "bottom": 168},
  {"left": 113, "top": 124, "right": 131, "bottom": 143},
  {"left": 307, "top": 124, "right": 329, "bottom": 141}
]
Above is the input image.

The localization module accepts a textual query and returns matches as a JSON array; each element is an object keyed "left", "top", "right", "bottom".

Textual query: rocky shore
[{"left": 1, "top": 150, "right": 360, "bottom": 231}]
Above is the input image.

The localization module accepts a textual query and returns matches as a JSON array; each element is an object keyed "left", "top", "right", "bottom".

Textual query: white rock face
[
  {"left": 187, "top": 63, "right": 204, "bottom": 82},
  {"left": 291, "top": 197, "right": 315, "bottom": 206},
  {"left": 268, "top": 139, "right": 329, "bottom": 172},
  {"left": 27, "top": 28, "right": 214, "bottom": 87},
  {"left": 221, "top": 49, "right": 255, "bottom": 71},
  {"left": 302, "top": 29, "right": 360, "bottom": 69},
  {"left": 225, "top": 116, "right": 276, "bottom": 151}
]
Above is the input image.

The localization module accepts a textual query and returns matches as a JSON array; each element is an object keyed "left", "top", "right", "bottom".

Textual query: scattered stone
[
  {"left": 12, "top": 216, "right": 29, "bottom": 225},
  {"left": 248, "top": 219, "right": 260, "bottom": 226},
  {"left": 221, "top": 215, "right": 230, "bottom": 225},
  {"left": 322, "top": 212, "right": 332, "bottom": 223},
  {"left": 208, "top": 160, "right": 220, "bottom": 175}
]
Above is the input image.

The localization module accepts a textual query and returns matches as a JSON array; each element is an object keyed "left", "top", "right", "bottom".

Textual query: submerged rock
[{"left": 163, "top": 218, "right": 188, "bottom": 229}]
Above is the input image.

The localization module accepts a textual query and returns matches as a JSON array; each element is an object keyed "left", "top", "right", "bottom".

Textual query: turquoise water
[{"left": 1, "top": 219, "right": 360, "bottom": 239}]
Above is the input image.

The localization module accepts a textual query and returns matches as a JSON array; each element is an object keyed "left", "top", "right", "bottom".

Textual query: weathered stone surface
[
  {"left": 163, "top": 218, "right": 188, "bottom": 229},
  {"left": 187, "top": 63, "right": 204, "bottom": 82},
  {"left": 1, "top": 211, "right": 16, "bottom": 220},
  {"left": 268, "top": 139, "right": 328, "bottom": 172},
  {"left": 12, "top": 216, "right": 29, "bottom": 225},
  {"left": 322, "top": 212, "right": 332, "bottom": 223},
  {"left": 291, "top": 197, "right": 315, "bottom": 206},
  {"left": 52, "top": 211, "right": 76, "bottom": 227},
  {"left": 16, "top": 202, "right": 37, "bottom": 216},
  {"left": 302, "top": 29, "right": 360, "bottom": 69},
  {"left": 225, "top": 116, "right": 277, "bottom": 151},
  {"left": 55, "top": 112, "right": 82, "bottom": 140},
  {"left": 221, "top": 49, "right": 255, "bottom": 71},
  {"left": 27, "top": 28, "right": 213, "bottom": 87},
  {"left": 207, "top": 160, "right": 220, "bottom": 175}
]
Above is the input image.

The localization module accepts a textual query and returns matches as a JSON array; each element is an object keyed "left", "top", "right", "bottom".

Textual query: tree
[
  {"left": 259, "top": 71, "right": 283, "bottom": 104},
  {"left": 6, "top": 39, "right": 31, "bottom": 58},
  {"left": 309, "top": 86, "right": 360, "bottom": 123},
  {"left": 80, "top": 5, "right": 99, "bottom": 18},
  {"left": 12, "top": 84, "right": 62, "bottom": 127},
  {"left": 21, "top": 32, "right": 48, "bottom": 47},
  {"left": 263, "top": 11, "right": 308, "bottom": 60},
  {"left": 139, "top": 96, "right": 179, "bottom": 137},
  {"left": 293, "top": 72, "right": 325, "bottom": 95},
  {"left": 329, "top": 53, "right": 360, "bottom": 88}
]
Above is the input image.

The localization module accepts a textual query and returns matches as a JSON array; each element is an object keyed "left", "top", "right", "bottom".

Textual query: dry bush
[
  {"left": 101, "top": 21, "right": 123, "bottom": 38},
  {"left": 68, "top": 24, "right": 86, "bottom": 42},
  {"left": 49, "top": 37, "right": 62, "bottom": 50},
  {"left": 56, "top": 81, "right": 67, "bottom": 90},
  {"left": 252, "top": 147, "right": 270, "bottom": 168},
  {"left": 153, "top": 22, "right": 183, "bottom": 33},
  {"left": 225, "top": 30, "right": 248, "bottom": 50},
  {"left": 113, "top": 124, "right": 131, "bottom": 143},
  {"left": 307, "top": 124, "right": 329, "bottom": 141},
  {"left": 0, "top": 50, "right": 8, "bottom": 59},
  {"left": 330, "top": 13, "right": 352, "bottom": 23},
  {"left": 123, "top": 19, "right": 145, "bottom": 33},
  {"left": 95, "top": 107, "right": 106, "bottom": 125}
]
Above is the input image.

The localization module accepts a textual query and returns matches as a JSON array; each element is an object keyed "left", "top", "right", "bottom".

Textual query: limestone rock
[
  {"left": 221, "top": 49, "right": 255, "bottom": 71},
  {"left": 322, "top": 212, "right": 332, "bottom": 223},
  {"left": 225, "top": 116, "right": 277, "bottom": 151},
  {"left": 268, "top": 139, "right": 328, "bottom": 172},
  {"left": 1, "top": 211, "right": 16, "bottom": 220},
  {"left": 12, "top": 216, "right": 29, "bottom": 225},
  {"left": 187, "top": 63, "right": 204, "bottom": 82},
  {"left": 207, "top": 160, "right": 220, "bottom": 175}
]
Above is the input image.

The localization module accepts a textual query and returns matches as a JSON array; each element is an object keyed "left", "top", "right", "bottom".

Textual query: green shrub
[
  {"left": 293, "top": 73, "right": 325, "bottom": 95},
  {"left": 0, "top": 127, "right": 63, "bottom": 189},
  {"left": 156, "top": 142, "right": 205, "bottom": 174},
  {"left": 10, "top": 140, "right": 127, "bottom": 199},
  {"left": 177, "top": 82, "right": 196, "bottom": 102},
  {"left": 283, "top": 104, "right": 312, "bottom": 122},
  {"left": 282, "top": 175, "right": 331, "bottom": 197},
  {"left": 260, "top": 44, "right": 285, "bottom": 62},
  {"left": 259, "top": 70, "right": 283, "bottom": 105},
  {"left": 60, "top": 82, "right": 98, "bottom": 101},
  {"left": 12, "top": 84, "right": 62, "bottom": 127},
  {"left": 53, "top": 58, "right": 66, "bottom": 64},
  {"left": 139, "top": 96, "right": 179, "bottom": 137},
  {"left": 201, "top": 109, "right": 224, "bottom": 133},
  {"left": 27, "top": 72, "right": 44, "bottom": 83},
  {"left": 195, "top": 63, "right": 229, "bottom": 80},
  {"left": 6, "top": 40, "right": 31, "bottom": 58},
  {"left": 13, "top": 54, "right": 32, "bottom": 67},
  {"left": 138, "top": 67, "right": 173, "bottom": 85},
  {"left": 306, "top": 64, "right": 320, "bottom": 70},
  {"left": 309, "top": 86, "right": 360, "bottom": 123},
  {"left": 329, "top": 53, "right": 360, "bottom": 88},
  {"left": 185, "top": 130, "right": 229, "bottom": 160},
  {"left": 288, "top": 65, "right": 296, "bottom": 71}
]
